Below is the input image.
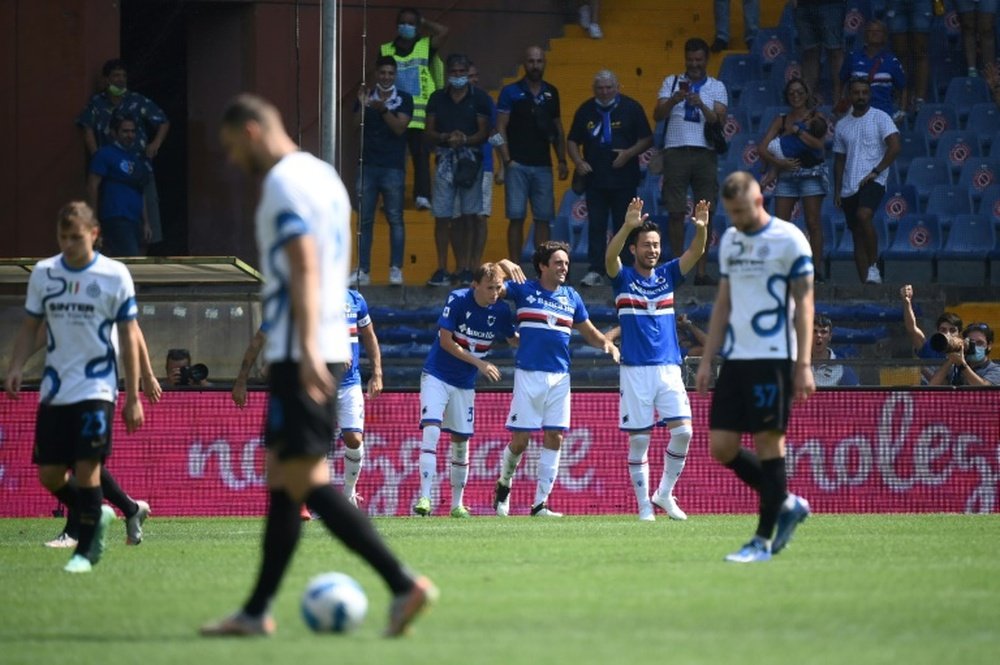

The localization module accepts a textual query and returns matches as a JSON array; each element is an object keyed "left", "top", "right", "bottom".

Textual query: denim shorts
[
  {"left": 433, "top": 163, "right": 484, "bottom": 218},
  {"left": 955, "top": 0, "right": 998, "bottom": 13},
  {"left": 504, "top": 162, "right": 555, "bottom": 221},
  {"left": 886, "top": 0, "right": 933, "bottom": 33},
  {"left": 795, "top": 3, "right": 845, "bottom": 51},
  {"left": 774, "top": 167, "right": 829, "bottom": 199}
]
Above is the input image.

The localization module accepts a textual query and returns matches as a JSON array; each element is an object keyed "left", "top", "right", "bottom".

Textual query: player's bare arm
[
  {"left": 118, "top": 319, "right": 145, "bottom": 433},
  {"left": 4, "top": 316, "right": 42, "bottom": 399},
  {"left": 678, "top": 200, "right": 710, "bottom": 275},
  {"left": 359, "top": 322, "right": 383, "bottom": 398},
  {"left": 790, "top": 274, "right": 816, "bottom": 402},
  {"left": 576, "top": 319, "right": 621, "bottom": 364},
  {"left": 286, "top": 234, "right": 335, "bottom": 405},
  {"left": 605, "top": 197, "right": 648, "bottom": 278},
  {"left": 437, "top": 328, "right": 501, "bottom": 382},
  {"left": 232, "top": 328, "right": 266, "bottom": 408}
]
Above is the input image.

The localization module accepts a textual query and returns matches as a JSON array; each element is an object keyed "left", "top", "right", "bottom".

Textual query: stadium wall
[{"left": 2, "top": 390, "right": 998, "bottom": 518}]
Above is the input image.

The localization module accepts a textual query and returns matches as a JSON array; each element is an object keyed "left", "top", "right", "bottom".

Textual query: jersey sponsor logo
[{"left": 48, "top": 302, "right": 95, "bottom": 313}]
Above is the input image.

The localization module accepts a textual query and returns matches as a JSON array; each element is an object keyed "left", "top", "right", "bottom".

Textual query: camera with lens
[
  {"left": 929, "top": 332, "right": 971, "bottom": 355},
  {"left": 178, "top": 363, "right": 209, "bottom": 386}
]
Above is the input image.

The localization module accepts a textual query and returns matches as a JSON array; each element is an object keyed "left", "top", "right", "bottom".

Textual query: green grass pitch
[{"left": 1, "top": 514, "right": 998, "bottom": 665}]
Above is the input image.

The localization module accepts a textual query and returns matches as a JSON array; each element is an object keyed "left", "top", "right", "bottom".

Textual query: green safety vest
[{"left": 380, "top": 37, "right": 443, "bottom": 130}]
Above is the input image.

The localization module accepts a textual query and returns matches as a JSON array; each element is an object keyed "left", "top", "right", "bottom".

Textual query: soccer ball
[{"left": 301, "top": 572, "right": 368, "bottom": 633}]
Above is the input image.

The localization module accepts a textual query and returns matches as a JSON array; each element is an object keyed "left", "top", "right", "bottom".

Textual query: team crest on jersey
[
  {"left": 757, "top": 244, "right": 771, "bottom": 259},
  {"left": 647, "top": 301, "right": 658, "bottom": 312},
  {"left": 487, "top": 315, "right": 496, "bottom": 326},
  {"left": 556, "top": 295, "right": 568, "bottom": 305},
  {"left": 547, "top": 314, "right": 557, "bottom": 326},
  {"left": 86, "top": 282, "right": 101, "bottom": 298}
]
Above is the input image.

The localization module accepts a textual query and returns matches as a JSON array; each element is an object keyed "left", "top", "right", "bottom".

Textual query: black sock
[
  {"left": 100, "top": 467, "right": 138, "bottom": 518},
  {"left": 243, "top": 490, "right": 302, "bottom": 617},
  {"left": 53, "top": 479, "right": 81, "bottom": 539},
  {"left": 725, "top": 448, "right": 764, "bottom": 492},
  {"left": 73, "top": 486, "right": 103, "bottom": 561},
  {"left": 306, "top": 484, "right": 413, "bottom": 595},
  {"left": 756, "top": 457, "right": 788, "bottom": 541}
]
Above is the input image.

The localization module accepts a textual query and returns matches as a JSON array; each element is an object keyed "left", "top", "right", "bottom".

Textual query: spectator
[
  {"left": 380, "top": 7, "right": 449, "bottom": 210},
  {"left": 928, "top": 322, "right": 1000, "bottom": 386},
  {"left": 712, "top": 0, "right": 760, "bottom": 52},
  {"left": 900, "top": 284, "right": 963, "bottom": 381},
  {"left": 983, "top": 61, "right": 1000, "bottom": 106},
  {"left": 77, "top": 59, "right": 169, "bottom": 249},
  {"left": 496, "top": 46, "right": 569, "bottom": 263},
  {"left": 796, "top": 0, "right": 846, "bottom": 105},
  {"left": 812, "top": 314, "right": 860, "bottom": 386},
  {"left": 164, "top": 348, "right": 209, "bottom": 387},
  {"left": 424, "top": 53, "right": 491, "bottom": 287},
  {"left": 886, "top": 0, "right": 931, "bottom": 114},
  {"left": 460, "top": 62, "right": 497, "bottom": 278},
  {"left": 653, "top": 38, "right": 727, "bottom": 285},
  {"left": 833, "top": 77, "right": 901, "bottom": 285},
  {"left": 956, "top": 0, "right": 996, "bottom": 77},
  {"left": 839, "top": 20, "right": 907, "bottom": 123},
  {"left": 352, "top": 55, "right": 413, "bottom": 287},
  {"left": 578, "top": 1, "right": 603, "bottom": 39},
  {"left": 86, "top": 115, "right": 150, "bottom": 256},
  {"left": 758, "top": 78, "right": 830, "bottom": 281},
  {"left": 568, "top": 70, "right": 652, "bottom": 287},
  {"left": 676, "top": 313, "right": 708, "bottom": 358}
]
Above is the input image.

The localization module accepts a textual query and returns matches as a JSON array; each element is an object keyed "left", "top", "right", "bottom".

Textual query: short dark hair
[
  {"left": 166, "top": 348, "right": 192, "bottom": 363},
  {"left": 815, "top": 314, "right": 833, "bottom": 329},
  {"left": 446, "top": 53, "right": 470, "bottom": 71},
  {"left": 848, "top": 76, "right": 871, "bottom": 91},
  {"left": 374, "top": 55, "right": 397, "bottom": 70},
  {"left": 109, "top": 113, "right": 137, "bottom": 133},
  {"left": 221, "top": 93, "right": 279, "bottom": 129},
  {"left": 472, "top": 262, "right": 503, "bottom": 285},
  {"left": 684, "top": 38, "right": 710, "bottom": 57},
  {"left": 532, "top": 240, "right": 571, "bottom": 276},
  {"left": 396, "top": 6, "right": 420, "bottom": 23},
  {"left": 936, "top": 312, "right": 963, "bottom": 330},
  {"left": 629, "top": 220, "right": 661, "bottom": 248},
  {"left": 783, "top": 77, "right": 810, "bottom": 105},
  {"left": 721, "top": 171, "right": 756, "bottom": 200},
  {"left": 963, "top": 322, "right": 994, "bottom": 345},
  {"left": 102, "top": 58, "right": 127, "bottom": 77},
  {"left": 57, "top": 201, "right": 98, "bottom": 231}
]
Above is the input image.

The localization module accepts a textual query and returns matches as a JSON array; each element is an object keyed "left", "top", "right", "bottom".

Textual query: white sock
[
  {"left": 498, "top": 445, "right": 523, "bottom": 486},
  {"left": 658, "top": 424, "right": 692, "bottom": 497},
  {"left": 533, "top": 447, "right": 561, "bottom": 507},
  {"left": 450, "top": 440, "right": 470, "bottom": 508},
  {"left": 419, "top": 425, "right": 440, "bottom": 498},
  {"left": 628, "top": 433, "right": 652, "bottom": 508},
  {"left": 343, "top": 442, "right": 364, "bottom": 496}
]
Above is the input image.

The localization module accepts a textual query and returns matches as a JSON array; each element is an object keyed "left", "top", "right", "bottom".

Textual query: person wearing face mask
[
  {"left": 899, "top": 284, "right": 964, "bottom": 384},
  {"left": 654, "top": 38, "right": 728, "bottom": 286},
  {"left": 928, "top": 322, "right": 1000, "bottom": 387},
  {"left": 380, "top": 7, "right": 449, "bottom": 211},
  {"left": 567, "top": 70, "right": 652, "bottom": 288},
  {"left": 77, "top": 59, "right": 169, "bottom": 252}
]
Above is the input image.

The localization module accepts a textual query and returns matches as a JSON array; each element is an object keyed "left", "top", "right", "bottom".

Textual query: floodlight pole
[{"left": 320, "top": 0, "right": 337, "bottom": 166}]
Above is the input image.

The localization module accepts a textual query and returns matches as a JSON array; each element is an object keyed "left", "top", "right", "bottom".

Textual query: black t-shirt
[
  {"left": 357, "top": 90, "right": 414, "bottom": 170},
  {"left": 497, "top": 79, "right": 562, "bottom": 166},
  {"left": 426, "top": 86, "right": 493, "bottom": 136},
  {"left": 568, "top": 94, "right": 652, "bottom": 189}
]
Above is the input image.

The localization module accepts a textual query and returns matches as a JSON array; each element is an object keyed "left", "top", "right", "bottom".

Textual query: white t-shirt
[
  {"left": 25, "top": 252, "right": 138, "bottom": 405},
  {"left": 255, "top": 151, "right": 351, "bottom": 364},
  {"left": 658, "top": 75, "right": 728, "bottom": 149},
  {"left": 718, "top": 217, "right": 813, "bottom": 361},
  {"left": 832, "top": 107, "right": 899, "bottom": 197}
]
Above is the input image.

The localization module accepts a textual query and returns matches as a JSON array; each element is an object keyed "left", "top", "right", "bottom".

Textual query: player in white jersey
[
  {"left": 5, "top": 201, "right": 145, "bottom": 573},
  {"left": 231, "top": 289, "right": 383, "bottom": 514},
  {"left": 492, "top": 241, "right": 620, "bottom": 517},
  {"left": 415, "top": 261, "right": 518, "bottom": 518},
  {"left": 204, "top": 94, "right": 434, "bottom": 638},
  {"left": 605, "top": 196, "right": 709, "bottom": 522},
  {"left": 695, "top": 172, "right": 815, "bottom": 564}
]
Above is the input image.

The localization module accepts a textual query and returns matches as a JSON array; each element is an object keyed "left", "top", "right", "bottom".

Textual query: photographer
[
  {"left": 165, "top": 348, "right": 210, "bottom": 387},
  {"left": 928, "top": 323, "right": 1000, "bottom": 387}
]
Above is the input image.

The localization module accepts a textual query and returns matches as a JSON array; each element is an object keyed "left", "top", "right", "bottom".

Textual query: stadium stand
[
  {"left": 882, "top": 214, "right": 942, "bottom": 284},
  {"left": 937, "top": 214, "right": 996, "bottom": 284}
]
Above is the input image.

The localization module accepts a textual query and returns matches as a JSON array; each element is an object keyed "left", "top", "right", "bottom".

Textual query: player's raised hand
[
  {"left": 899, "top": 284, "right": 913, "bottom": 303},
  {"left": 692, "top": 199, "right": 710, "bottom": 228},
  {"left": 624, "top": 197, "right": 648, "bottom": 230}
]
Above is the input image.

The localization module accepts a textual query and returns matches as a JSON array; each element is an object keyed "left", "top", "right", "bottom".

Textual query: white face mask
[
  {"left": 966, "top": 345, "right": 987, "bottom": 363},
  {"left": 376, "top": 82, "right": 395, "bottom": 92}
]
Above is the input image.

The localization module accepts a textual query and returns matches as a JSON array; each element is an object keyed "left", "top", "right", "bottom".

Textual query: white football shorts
[
  {"left": 619, "top": 364, "right": 691, "bottom": 431},
  {"left": 505, "top": 369, "right": 571, "bottom": 431},
  {"left": 419, "top": 372, "right": 476, "bottom": 437}
]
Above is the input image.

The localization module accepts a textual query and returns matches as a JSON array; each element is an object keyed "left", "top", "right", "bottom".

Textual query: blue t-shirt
[
  {"left": 423, "top": 288, "right": 515, "bottom": 389},
  {"left": 89, "top": 143, "right": 148, "bottom": 222},
  {"left": 839, "top": 48, "right": 906, "bottom": 116},
  {"left": 611, "top": 261, "right": 685, "bottom": 366},
  {"left": 480, "top": 89, "right": 497, "bottom": 174},
  {"left": 358, "top": 89, "right": 414, "bottom": 170},
  {"left": 342, "top": 290, "right": 371, "bottom": 388},
  {"left": 506, "top": 280, "right": 588, "bottom": 373}
]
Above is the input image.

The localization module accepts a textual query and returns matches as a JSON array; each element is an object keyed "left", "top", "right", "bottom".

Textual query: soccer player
[
  {"left": 492, "top": 241, "right": 620, "bottom": 517},
  {"left": 203, "top": 94, "right": 435, "bottom": 637},
  {"left": 695, "top": 172, "right": 815, "bottom": 563},
  {"left": 232, "top": 289, "right": 384, "bottom": 511},
  {"left": 5, "top": 201, "right": 145, "bottom": 573},
  {"left": 605, "top": 197, "right": 709, "bottom": 522},
  {"left": 415, "top": 261, "right": 519, "bottom": 517}
]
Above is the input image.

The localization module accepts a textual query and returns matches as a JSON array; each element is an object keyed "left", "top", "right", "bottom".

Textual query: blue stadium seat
[
  {"left": 725, "top": 133, "right": 764, "bottom": 172},
  {"left": 739, "top": 81, "right": 781, "bottom": 127},
  {"left": 751, "top": 27, "right": 795, "bottom": 70},
  {"left": 934, "top": 129, "right": 981, "bottom": 177},
  {"left": 905, "top": 157, "right": 952, "bottom": 190},
  {"left": 976, "top": 183, "right": 1000, "bottom": 217},
  {"left": 757, "top": 105, "right": 790, "bottom": 135},
  {"left": 842, "top": 1, "right": 871, "bottom": 51},
  {"left": 912, "top": 104, "right": 959, "bottom": 148},
  {"left": 894, "top": 131, "right": 929, "bottom": 182},
  {"left": 722, "top": 106, "right": 752, "bottom": 141},
  {"left": 937, "top": 213, "right": 995, "bottom": 284},
  {"left": 718, "top": 53, "right": 763, "bottom": 104},
  {"left": 882, "top": 214, "right": 942, "bottom": 284},
  {"left": 924, "top": 185, "right": 972, "bottom": 229},
  {"left": 957, "top": 158, "right": 1000, "bottom": 203},
  {"left": 874, "top": 185, "right": 919, "bottom": 229},
  {"left": 553, "top": 189, "right": 590, "bottom": 261},
  {"left": 943, "top": 77, "right": 990, "bottom": 122},
  {"left": 767, "top": 53, "right": 803, "bottom": 92},
  {"left": 965, "top": 103, "right": 1000, "bottom": 153}
]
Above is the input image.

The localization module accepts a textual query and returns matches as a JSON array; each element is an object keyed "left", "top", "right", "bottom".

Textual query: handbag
[
  {"left": 704, "top": 119, "right": 728, "bottom": 155},
  {"left": 453, "top": 155, "right": 480, "bottom": 189}
]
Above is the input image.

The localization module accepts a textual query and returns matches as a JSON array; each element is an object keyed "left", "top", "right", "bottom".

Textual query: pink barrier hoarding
[{"left": 1, "top": 390, "right": 997, "bottom": 517}]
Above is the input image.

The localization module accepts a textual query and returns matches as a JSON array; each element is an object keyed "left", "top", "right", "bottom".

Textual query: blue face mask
[
  {"left": 398, "top": 24, "right": 417, "bottom": 40},
  {"left": 966, "top": 345, "right": 987, "bottom": 363},
  {"left": 448, "top": 76, "right": 469, "bottom": 88}
]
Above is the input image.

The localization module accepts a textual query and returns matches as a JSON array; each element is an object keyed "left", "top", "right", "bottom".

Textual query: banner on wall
[{"left": 0, "top": 390, "right": 997, "bottom": 517}]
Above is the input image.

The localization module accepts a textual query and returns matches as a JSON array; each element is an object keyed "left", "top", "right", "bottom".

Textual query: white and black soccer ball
[{"left": 301, "top": 572, "right": 368, "bottom": 633}]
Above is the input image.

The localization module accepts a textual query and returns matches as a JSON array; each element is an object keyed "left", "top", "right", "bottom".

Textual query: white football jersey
[
  {"left": 255, "top": 151, "right": 351, "bottom": 364},
  {"left": 25, "top": 253, "right": 138, "bottom": 405},
  {"left": 718, "top": 217, "right": 813, "bottom": 361}
]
